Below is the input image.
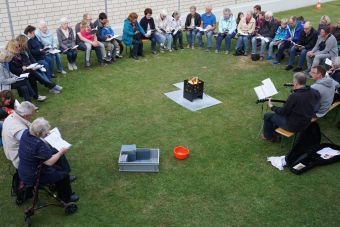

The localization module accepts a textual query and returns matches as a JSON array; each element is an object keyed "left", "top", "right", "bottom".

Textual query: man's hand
[{"left": 268, "top": 98, "right": 273, "bottom": 108}]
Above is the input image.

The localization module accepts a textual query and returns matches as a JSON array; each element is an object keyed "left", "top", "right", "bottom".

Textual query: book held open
[
  {"left": 44, "top": 127, "right": 72, "bottom": 152},
  {"left": 254, "top": 78, "right": 278, "bottom": 100}
]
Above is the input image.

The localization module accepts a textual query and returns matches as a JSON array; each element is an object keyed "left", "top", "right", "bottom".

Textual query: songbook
[
  {"left": 48, "top": 49, "right": 61, "bottom": 54},
  {"left": 44, "top": 127, "right": 72, "bottom": 152},
  {"left": 256, "top": 36, "right": 270, "bottom": 43},
  {"left": 325, "top": 58, "right": 332, "bottom": 66},
  {"left": 254, "top": 78, "right": 278, "bottom": 100},
  {"left": 42, "top": 46, "right": 52, "bottom": 51},
  {"left": 26, "top": 63, "right": 38, "bottom": 70},
  {"left": 196, "top": 27, "right": 207, "bottom": 32},
  {"left": 90, "top": 27, "right": 98, "bottom": 34},
  {"left": 159, "top": 28, "right": 166, "bottom": 33},
  {"left": 14, "top": 99, "right": 20, "bottom": 108},
  {"left": 238, "top": 31, "right": 249, "bottom": 36},
  {"left": 106, "top": 35, "right": 120, "bottom": 41},
  {"left": 63, "top": 45, "right": 79, "bottom": 53},
  {"left": 19, "top": 73, "right": 29, "bottom": 78}
]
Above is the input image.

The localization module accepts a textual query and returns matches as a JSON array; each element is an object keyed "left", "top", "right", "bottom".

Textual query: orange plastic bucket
[{"left": 173, "top": 146, "right": 190, "bottom": 160}]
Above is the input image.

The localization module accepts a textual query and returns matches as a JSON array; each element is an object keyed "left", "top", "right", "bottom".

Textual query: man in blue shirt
[{"left": 196, "top": 5, "right": 216, "bottom": 51}]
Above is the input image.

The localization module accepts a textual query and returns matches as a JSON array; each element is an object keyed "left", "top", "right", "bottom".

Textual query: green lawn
[{"left": 1, "top": 2, "right": 340, "bottom": 226}]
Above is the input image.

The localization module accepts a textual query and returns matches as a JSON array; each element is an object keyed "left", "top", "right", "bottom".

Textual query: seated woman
[
  {"left": 306, "top": 27, "right": 338, "bottom": 73},
  {"left": 123, "top": 12, "right": 145, "bottom": 60},
  {"left": 9, "top": 37, "right": 62, "bottom": 96},
  {"left": 171, "top": 11, "right": 184, "bottom": 50},
  {"left": 157, "top": 10, "right": 173, "bottom": 52},
  {"left": 56, "top": 17, "right": 78, "bottom": 71},
  {"left": 266, "top": 18, "right": 288, "bottom": 60},
  {"left": 0, "top": 90, "right": 15, "bottom": 115},
  {"left": 18, "top": 117, "right": 79, "bottom": 203},
  {"left": 0, "top": 49, "right": 36, "bottom": 102},
  {"left": 79, "top": 20, "right": 107, "bottom": 66},
  {"left": 317, "top": 15, "right": 332, "bottom": 33},
  {"left": 35, "top": 20, "right": 67, "bottom": 75},
  {"left": 234, "top": 11, "right": 255, "bottom": 56}
]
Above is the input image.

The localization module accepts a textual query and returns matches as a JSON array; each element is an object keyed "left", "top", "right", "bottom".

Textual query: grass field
[{"left": 1, "top": 1, "right": 340, "bottom": 226}]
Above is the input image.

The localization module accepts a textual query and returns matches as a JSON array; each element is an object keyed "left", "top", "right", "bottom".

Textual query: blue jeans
[
  {"left": 34, "top": 70, "right": 55, "bottom": 89},
  {"left": 165, "top": 33, "right": 172, "bottom": 50},
  {"left": 38, "top": 54, "right": 54, "bottom": 78},
  {"left": 235, "top": 35, "right": 249, "bottom": 52},
  {"left": 151, "top": 32, "right": 166, "bottom": 51},
  {"left": 196, "top": 31, "right": 213, "bottom": 48},
  {"left": 276, "top": 41, "right": 292, "bottom": 61},
  {"left": 186, "top": 29, "right": 198, "bottom": 46},
  {"left": 54, "top": 53, "right": 64, "bottom": 72},
  {"left": 172, "top": 31, "right": 183, "bottom": 49},
  {"left": 251, "top": 37, "right": 271, "bottom": 56},
  {"left": 263, "top": 112, "right": 289, "bottom": 140},
  {"left": 62, "top": 49, "right": 77, "bottom": 64},
  {"left": 77, "top": 42, "right": 102, "bottom": 64},
  {"left": 215, "top": 33, "right": 234, "bottom": 51},
  {"left": 288, "top": 47, "right": 308, "bottom": 68}
]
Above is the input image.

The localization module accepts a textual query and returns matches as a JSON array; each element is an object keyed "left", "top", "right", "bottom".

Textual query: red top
[{"left": 80, "top": 28, "right": 94, "bottom": 41}]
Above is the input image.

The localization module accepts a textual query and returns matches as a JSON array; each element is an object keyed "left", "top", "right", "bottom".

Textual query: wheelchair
[{"left": 12, "top": 163, "right": 78, "bottom": 226}]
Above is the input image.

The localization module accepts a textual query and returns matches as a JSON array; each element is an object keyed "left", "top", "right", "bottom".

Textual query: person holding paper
[
  {"left": 140, "top": 8, "right": 166, "bottom": 54},
  {"left": 36, "top": 20, "right": 67, "bottom": 75},
  {"left": 123, "top": 12, "right": 145, "bottom": 60},
  {"left": 156, "top": 10, "right": 173, "bottom": 52},
  {"left": 317, "top": 15, "right": 332, "bottom": 34},
  {"left": 266, "top": 18, "right": 289, "bottom": 60},
  {"left": 75, "top": 13, "right": 103, "bottom": 67},
  {"left": 215, "top": 8, "right": 236, "bottom": 55},
  {"left": 285, "top": 21, "right": 318, "bottom": 72},
  {"left": 184, "top": 6, "right": 201, "bottom": 49},
  {"left": 18, "top": 118, "right": 79, "bottom": 204},
  {"left": 99, "top": 19, "right": 122, "bottom": 61},
  {"left": 0, "top": 90, "right": 15, "bottom": 116},
  {"left": 171, "top": 11, "right": 184, "bottom": 50},
  {"left": 251, "top": 11, "right": 277, "bottom": 61},
  {"left": 234, "top": 11, "right": 255, "bottom": 56},
  {"left": 262, "top": 73, "right": 321, "bottom": 142},
  {"left": 272, "top": 16, "right": 303, "bottom": 65},
  {"left": 0, "top": 49, "right": 36, "bottom": 102},
  {"left": 196, "top": 5, "right": 216, "bottom": 51},
  {"left": 310, "top": 65, "right": 339, "bottom": 117},
  {"left": 56, "top": 17, "right": 78, "bottom": 71},
  {"left": 24, "top": 25, "right": 55, "bottom": 79},
  {"left": 306, "top": 27, "right": 339, "bottom": 73},
  {"left": 328, "top": 57, "right": 340, "bottom": 85}
]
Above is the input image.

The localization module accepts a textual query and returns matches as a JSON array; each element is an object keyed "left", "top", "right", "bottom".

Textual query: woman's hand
[
  {"left": 92, "top": 41, "right": 98, "bottom": 47},
  {"left": 22, "top": 66, "right": 27, "bottom": 71},
  {"left": 60, "top": 147, "right": 70, "bottom": 155}
]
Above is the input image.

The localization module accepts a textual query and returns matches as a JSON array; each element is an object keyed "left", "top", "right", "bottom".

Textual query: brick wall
[{"left": 0, "top": 0, "right": 254, "bottom": 45}]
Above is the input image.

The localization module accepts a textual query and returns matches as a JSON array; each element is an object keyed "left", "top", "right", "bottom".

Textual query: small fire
[{"left": 188, "top": 77, "right": 199, "bottom": 85}]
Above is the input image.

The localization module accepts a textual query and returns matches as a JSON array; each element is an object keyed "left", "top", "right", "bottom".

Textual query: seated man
[
  {"left": 196, "top": 5, "right": 216, "bottom": 51},
  {"left": 310, "top": 65, "right": 339, "bottom": 117},
  {"left": 184, "top": 6, "right": 201, "bottom": 49},
  {"left": 215, "top": 8, "right": 236, "bottom": 54},
  {"left": 273, "top": 16, "right": 303, "bottom": 65},
  {"left": 75, "top": 13, "right": 103, "bottom": 67},
  {"left": 285, "top": 21, "right": 318, "bottom": 72},
  {"left": 251, "top": 11, "right": 277, "bottom": 60},
  {"left": 140, "top": 8, "right": 166, "bottom": 54},
  {"left": 2, "top": 102, "right": 75, "bottom": 181},
  {"left": 262, "top": 73, "right": 320, "bottom": 142},
  {"left": 18, "top": 118, "right": 79, "bottom": 203},
  {"left": 306, "top": 26, "right": 338, "bottom": 73}
]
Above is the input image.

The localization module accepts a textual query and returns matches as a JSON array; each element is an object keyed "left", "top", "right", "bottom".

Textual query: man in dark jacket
[
  {"left": 251, "top": 11, "right": 277, "bottom": 60},
  {"left": 185, "top": 6, "right": 201, "bottom": 49},
  {"left": 286, "top": 21, "right": 318, "bottom": 72},
  {"left": 262, "top": 72, "right": 321, "bottom": 142},
  {"left": 140, "top": 8, "right": 166, "bottom": 54}
]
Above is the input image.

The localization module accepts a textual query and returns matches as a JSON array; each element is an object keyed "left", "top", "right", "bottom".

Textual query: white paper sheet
[{"left": 44, "top": 127, "right": 72, "bottom": 152}]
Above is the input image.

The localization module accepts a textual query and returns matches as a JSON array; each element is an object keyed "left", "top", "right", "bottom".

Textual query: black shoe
[
  {"left": 152, "top": 50, "right": 157, "bottom": 55},
  {"left": 293, "top": 67, "right": 302, "bottom": 72},
  {"left": 285, "top": 65, "right": 293, "bottom": 70},
  {"left": 131, "top": 56, "right": 139, "bottom": 60},
  {"left": 180, "top": 46, "right": 184, "bottom": 49},
  {"left": 69, "top": 175, "right": 77, "bottom": 182},
  {"left": 69, "top": 194, "right": 80, "bottom": 202}
]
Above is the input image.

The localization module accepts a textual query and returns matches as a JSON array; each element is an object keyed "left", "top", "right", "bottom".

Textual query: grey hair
[
  {"left": 29, "top": 117, "right": 51, "bottom": 138},
  {"left": 15, "top": 101, "right": 36, "bottom": 117},
  {"left": 60, "top": 17, "right": 69, "bottom": 24},
  {"left": 173, "top": 11, "right": 180, "bottom": 18},
  {"left": 38, "top": 19, "right": 47, "bottom": 27},
  {"left": 304, "top": 21, "right": 312, "bottom": 28},
  {"left": 293, "top": 72, "right": 307, "bottom": 86},
  {"left": 0, "top": 49, "right": 13, "bottom": 62},
  {"left": 246, "top": 11, "right": 253, "bottom": 17},
  {"left": 223, "top": 8, "right": 232, "bottom": 15},
  {"left": 332, "top": 56, "right": 340, "bottom": 70},
  {"left": 160, "top": 10, "right": 167, "bottom": 17},
  {"left": 265, "top": 11, "right": 273, "bottom": 18},
  {"left": 190, "top": 6, "right": 196, "bottom": 11}
]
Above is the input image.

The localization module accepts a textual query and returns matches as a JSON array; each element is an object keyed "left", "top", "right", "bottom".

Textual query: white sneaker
[
  {"left": 215, "top": 50, "right": 219, "bottom": 54},
  {"left": 49, "top": 88, "right": 60, "bottom": 94},
  {"left": 53, "top": 85, "right": 63, "bottom": 91},
  {"left": 225, "top": 51, "right": 230, "bottom": 55},
  {"left": 68, "top": 63, "right": 73, "bottom": 71},
  {"left": 37, "top": 95, "right": 47, "bottom": 102},
  {"left": 59, "top": 70, "right": 67, "bottom": 75},
  {"left": 72, "top": 63, "right": 78, "bottom": 70}
]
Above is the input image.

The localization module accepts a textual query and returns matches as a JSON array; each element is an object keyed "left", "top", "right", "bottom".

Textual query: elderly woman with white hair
[
  {"left": 215, "top": 8, "right": 236, "bottom": 54},
  {"left": 56, "top": 17, "right": 78, "bottom": 71},
  {"left": 0, "top": 49, "right": 36, "bottom": 102},
  {"left": 157, "top": 10, "right": 173, "bottom": 52},
  {"left": 234, "top": 11, "right": 255, "bottom": 56},
  {"left": 251, "top": 11, "right": 277, "bottom": 60},
  {"left": 35, "top": 20, "right": 67, "bottom": 75},
  {"left": 18, "top": 117, "right": 79, "bottom": 203}
]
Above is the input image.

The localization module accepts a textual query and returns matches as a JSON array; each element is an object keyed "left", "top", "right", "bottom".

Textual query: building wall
[{"left": 0, "top": 0, "right": 335, "bottom": 46}]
